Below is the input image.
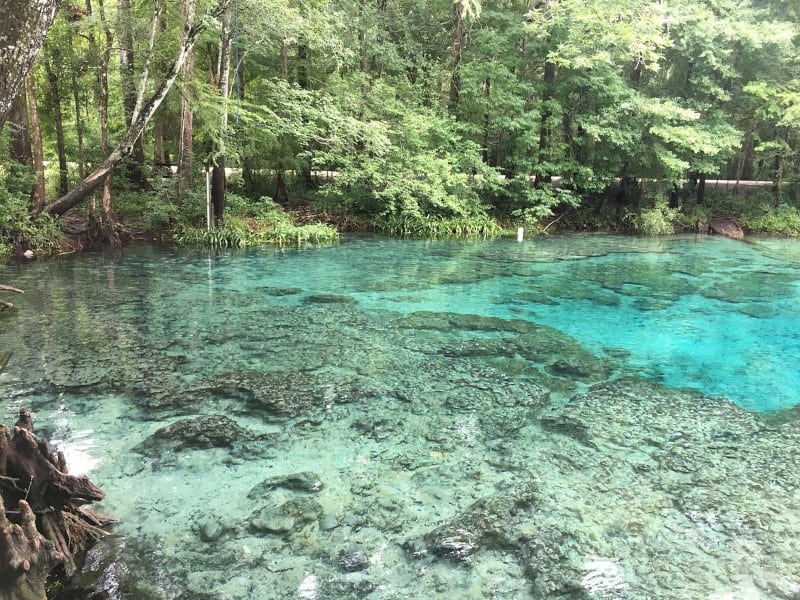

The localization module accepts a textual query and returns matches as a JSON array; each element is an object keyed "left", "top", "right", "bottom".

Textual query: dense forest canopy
[{"left": 0, "top": 0, "right": 798, "bottom": 252}]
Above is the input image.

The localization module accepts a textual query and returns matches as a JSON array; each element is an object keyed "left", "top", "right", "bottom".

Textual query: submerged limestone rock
[
  {"left": 249, "top": 497, "right": 324, "bottom": 535},
  {"left": 211, "top": 371, "right": 379, "bottom": 421},
  {"left": 405, "top": 479, "right": 542, "bottom": 561},
  {"left": 247, "top": 472, "right": 324, "bottom": 499},
  {"left": 133, "top": 414, "right": 275, "bottom": 466}
]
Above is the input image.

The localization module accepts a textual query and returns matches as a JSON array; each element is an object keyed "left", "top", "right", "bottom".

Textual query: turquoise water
[{"left": 1, "top": 234, "right": 799, "bottom": 599}]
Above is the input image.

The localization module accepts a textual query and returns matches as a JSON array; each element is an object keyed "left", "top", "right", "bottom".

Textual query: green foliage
[
  {"left": 312, "top": 82, "right": 497, "bottom": 230},
  {"left": 0, "top": 162, "right": 66, "bottom": 257},
  {"left": 625, "top": 196, "right": 679, "bottom": 236},
  {"left": 742, "top": 204, "right": 800, "bottom": 235},
  {"left": 373, "top": 213, "right": 501, "bottom": 238},
  {"left": 173, "top": 197, "right": 339, "bottom": 247},
  {"left": 8, "top": 0, "right": 800, "bottom": 247}
]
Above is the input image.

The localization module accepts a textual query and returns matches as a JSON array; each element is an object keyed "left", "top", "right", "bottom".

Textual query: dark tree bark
[
  {"left": 358, "top": 0, "right": 368, "bottom": 73},
  {"left": 8, "top": 92, "right": 32, "bottom": 164},
  {"left": 44, "top": 51, "right": 69, "bottom": 196},
  {"left": 25, "top": 74, "right": 46, "bottom": 212},
  {"left": 118, "top": 0, "right": 148, "bottom": 187},
  {"left": 39, "top": 17, "right": 208, "bottom": 217},
  {"left": 370, "top": 0, "right": 387, "bottom": 75},
  {"left": 280, "top": 40, "right": 289, "bottom": 80},
  {"left": 697, "top": 173, "right": 706, "bottom": 205},
  {"left": 211, "top": 0, "right": 233, "bottom": 226},
  {"left": 449, "top": 0, "right": 464, "bottom": 109},
  {"left": 178, "top": 0, "right": 197, "bottom": 202},
  {"left": 0, "top": 0, "right": 60, "bottom": 131},
  {"left": 533, "top": 60, "right": 556, "bottom": 187},
  {"left": 296, "top": 42, "right": 308, "bottom": 89}
]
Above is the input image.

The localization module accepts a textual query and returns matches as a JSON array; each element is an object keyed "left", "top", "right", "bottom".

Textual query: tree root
[{"left": 0, "top": 409, "right": 113, "bottom": 597}]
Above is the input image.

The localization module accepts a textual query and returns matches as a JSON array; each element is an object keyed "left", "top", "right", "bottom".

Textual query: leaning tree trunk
[
  {"left": 38, "top": 18, "right": 207, "bottom": 217},
  {"left": 0, "top": 0, "right": 60, "bottom": 132}
]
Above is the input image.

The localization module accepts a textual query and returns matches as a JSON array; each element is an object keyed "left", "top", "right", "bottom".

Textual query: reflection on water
[{"left": 0, "top": 234, "right": 799, "bottom": 599}]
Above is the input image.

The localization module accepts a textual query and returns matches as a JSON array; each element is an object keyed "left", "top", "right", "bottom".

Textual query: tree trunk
[
  {"left": 370, "top": 0, "right": 387, "bottom": 74},
  {"left": 39, "top": 16, "right": 207, "bottom": 216},
  {"left": 96, "top": 0, "right": 120, "bottom": 246},
  {"left": 280, "top": 40, "right": 288, "bottom": 80},
  {"left": 0, "top": 0, "right": 60, "bottom": 131},
  {"left": 177, "top": 0, "right": 197, "bottom": 202},
  {"left": 358, "top": 0, "right": 368, "bottom": 73},
  {"left": 296, "top": 42, "right": 308, "bottom": 89},
  {"left": 212, "top": 1, "right": 234, "bottom": 226},
  {"left": 8, "top": 91, "right": 32, "bottom": 163},
  {"left": 70, "top": 35, "right": 86, "bottom": 179},
  {"left": 25, "top": 74, "right": 46, "bottom": 211},
  {"left": 482, "top": 77, "right": 490, "bottom": 164},
  {"left": 44, "top": 53, "right": 69, "bottom": 196},
  {"left": 696, "top": 174, "right": 706, "bottom": 206},
  {"left": 449, "top": 0, "right": 464, "bottom": 110},
  {"left": 534, "top": 60, "right": 556, "bottom": 187},
  {"left": 117, "top": 0, "right": 147, "bottom": 188},
  {"left": 153, "top": 118, "right": 169, "bottom": 168},
  {"left": 152, "top": 6, "right": 169, "bottom": 171}
]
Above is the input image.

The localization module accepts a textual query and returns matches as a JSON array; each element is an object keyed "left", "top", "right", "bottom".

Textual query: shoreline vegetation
[
  {"left": 2, "top": 174, "right": 799, "bottom": 259},
  {"left": 0, "top": 0, "right": 798, "bottom": 259}
]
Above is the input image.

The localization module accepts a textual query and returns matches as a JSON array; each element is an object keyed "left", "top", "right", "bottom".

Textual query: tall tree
[
  {"left": 449, "top": 0, "right": 480, "bottom": 109},
  {"left": 177, "top": 0, "right": 197, "bottom": 202},
  {"left": 25, "top": 74, "right": 47, "bottom": 211},
  {"left": 95, "top": 0, "right": 120, "bottom": 245},
  {"left": 44, "top": 46, "right": 69, "bottom": 196},
  {"left": 211, "top": 0, "right": 234, "bottom": 226},
  {"left": 0, "top": 0, "right": 60, "bottom": 131},
  {"left": 8, "top": 91, "right": 32, "bottom": 164},
  {"left": 117, "top": 0, "right": 148, "bottom": 186},
  {"left": 38, "top": 4, "right": 213, "bottom": 216}
]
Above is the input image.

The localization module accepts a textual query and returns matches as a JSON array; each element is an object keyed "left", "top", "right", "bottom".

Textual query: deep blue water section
[{"left": 145, "top": 233, "right": 797, "bottom": 412}]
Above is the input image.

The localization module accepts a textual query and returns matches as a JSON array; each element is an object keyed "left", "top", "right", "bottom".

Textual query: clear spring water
[{"left": 1, "top": 234, "right": 799, "bottom": 599}]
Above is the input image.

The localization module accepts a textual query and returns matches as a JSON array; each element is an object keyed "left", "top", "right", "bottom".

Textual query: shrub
[
  {"left": 0, "top": 163, "right": 68, "bottom": 257},
  {"left": 625, "top": 197, "right": 679, "bottom": 236},
  {"left": 173, "top": 199, "right": 339, "bottom": 248},
  {"left": 743, "top": 203, "right": 800, "bottom": 235}
]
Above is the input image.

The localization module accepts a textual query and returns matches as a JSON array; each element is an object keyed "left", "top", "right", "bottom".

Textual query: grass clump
[
  {"left": 173, "top": 196, "right": 339, "bottom": 247},
  {"left": 373, "top": 213, "right": 501, "bottom": 238}
]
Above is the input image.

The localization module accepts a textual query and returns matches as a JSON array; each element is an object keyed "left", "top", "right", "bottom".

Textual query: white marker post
[{"left": 517, "top": 227, "right": 524, "bottom": 242}]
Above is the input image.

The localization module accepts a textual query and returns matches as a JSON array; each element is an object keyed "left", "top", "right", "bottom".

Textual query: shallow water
[{"left": 1, "top": 234, "right": 799, "bottom": 599}]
